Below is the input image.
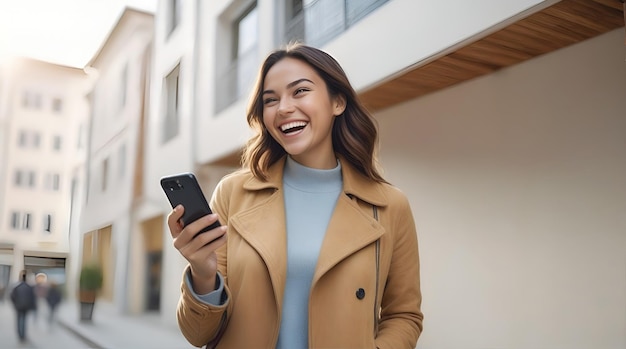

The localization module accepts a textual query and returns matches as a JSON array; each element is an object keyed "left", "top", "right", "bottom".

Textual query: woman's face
[{"left": 262, "top": 57, "right": 345, "bottom": 169}]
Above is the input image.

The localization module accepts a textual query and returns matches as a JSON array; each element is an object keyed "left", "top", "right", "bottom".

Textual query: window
[
  {"left": 18, "top": 131, "right": 28, "bottom": 147},
  {"left": 22, "top": 213, "right": 32, "bottom": 230},
  {"left": 52, "top": 98, "right": 63, "bottom": 113},
  {"left": 32, "top": 132, "right": 40, "bottom": 148},
  {"left": 10, "top": 212, "right": 20, "bottom": 230},
  {"left": 215, "top": 2, "right": 259, "bottom": 113},
  {"left": 102, "top": 158, "right": 109, "bottom": 191},
  {"left": 22, "top": 91, "right": 42, "bottom": 109},
  {"left": 283, "top": 0, "right": 389, "bottom": 47},
  {"left": 9, "top": 212, "right": 33, "bottom": 231},
  {"left": 44, "top": 173, "right": 60, "bottom": 191},
  {"left": 43, "top": 214, "right": 52, "bottom": 233},
  {"left": 167, "top": 0, "right": 182, "bottom": 36},
  {"left": 28, "top": 171, "right": 36, "bottom": 188},
  {"left": 13, "top": 170, "right": 36, "bottom": 188},
  {"left": 52, "top": 174, "right": 60, "bottom": 190},
  {"left": 284, "top": 0, "right": 305, "bottom": 43},
  {"left": 14, "top": 170, "right": 23, "bottom": 186},
  {"left": 17, "top": 130, "right": 41, "bottom": 148},
  {"left": 234, "top": 5, "right": 258, "bottom": 98},
  {"left": 162, "top": 64, "right": 180, "bottom": 143},
  {"left": 52, "top": 135, "right": 62, "bottom": 151}
]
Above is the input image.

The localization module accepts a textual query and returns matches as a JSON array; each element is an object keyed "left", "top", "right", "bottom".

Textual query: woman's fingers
[
  {"left": 167, "top": 205, "right": 185, "bottom": 238},
  {"left": 172, "top": 213, "right": 224, "bottom": 250}
]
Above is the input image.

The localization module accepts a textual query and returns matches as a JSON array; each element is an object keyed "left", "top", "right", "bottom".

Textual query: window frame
[{"left": 162, "top": 63, "right": 181, "bottom": 143}]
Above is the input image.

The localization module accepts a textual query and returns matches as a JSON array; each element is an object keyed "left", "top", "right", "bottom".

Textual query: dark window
[
  {"left": 44, "top": 214, "right": 52, "bottom": 233},
  {"left": 52, "top": 98, "right": 63, "bottom": 113}
]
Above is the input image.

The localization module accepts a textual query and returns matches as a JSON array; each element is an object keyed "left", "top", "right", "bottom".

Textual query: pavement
[
  {"left": 55, "top": 300, "right": 196, "bottom": 349},
  {"left": 1, "top": 298, "right": 197, "bottom": 349}
]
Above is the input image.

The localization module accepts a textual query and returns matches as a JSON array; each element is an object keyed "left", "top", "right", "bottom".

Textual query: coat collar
[
  {"left": 234, "top": 155, "right": 388, "bottom": 307},
  {"left": 243, "top": 155, "right": 388, "bottom": 207}
]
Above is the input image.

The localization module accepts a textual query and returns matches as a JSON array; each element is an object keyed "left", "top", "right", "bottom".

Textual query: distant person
[
  {"left": 45, "top": 282, "right": 62, "bottom": 326},
  {"left": 33, "top": 272, "right": 48, "bottom": 326},
  {"left": 10, "top": 271, "right": 36, "bottom": 343}
]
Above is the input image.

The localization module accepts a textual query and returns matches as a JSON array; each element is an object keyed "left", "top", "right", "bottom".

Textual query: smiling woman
[
  {"left": 167, "top": 43, "right": 424, "bottom": 349},
  {"left": 0, "top": 0, "right": 156, "bottom": 67}
]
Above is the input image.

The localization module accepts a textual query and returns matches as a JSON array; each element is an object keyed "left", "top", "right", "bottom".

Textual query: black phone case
[{"left": 160, "top": 172, "right": 221, "bottom": 235}]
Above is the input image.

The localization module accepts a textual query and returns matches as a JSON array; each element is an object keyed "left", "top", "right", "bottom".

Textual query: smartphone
[{"left": 160, "top": 172, "right": 221, "bottom": 237}]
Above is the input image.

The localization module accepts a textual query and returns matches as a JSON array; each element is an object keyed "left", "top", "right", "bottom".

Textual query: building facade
[
  {"left": 0, "top": 57, "right": 92, "bottom": 299},
  {"left": 100, "top": 0, "right": 624, "bottom": 347},
  {"left": 78, "top": 8, "right": 154, "bottom": 313}
]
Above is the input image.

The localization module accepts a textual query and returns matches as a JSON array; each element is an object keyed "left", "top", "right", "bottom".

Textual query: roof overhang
[{"left": 359, "top": 0, "right": 625, "bottom": 111}]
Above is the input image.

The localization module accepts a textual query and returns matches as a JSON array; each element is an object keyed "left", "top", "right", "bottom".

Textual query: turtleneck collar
[{"left": 283, "top": 156, "right": 342, "bottom": 193}]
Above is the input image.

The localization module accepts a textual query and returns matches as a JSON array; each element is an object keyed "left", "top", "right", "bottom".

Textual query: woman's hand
[{"left": 168, "top": 204, "right": 227, "bottom": 294}]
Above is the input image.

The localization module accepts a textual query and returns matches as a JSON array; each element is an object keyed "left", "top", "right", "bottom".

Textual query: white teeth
[{"left": 280, "top": 121, "right": 307, "bottom": 132}]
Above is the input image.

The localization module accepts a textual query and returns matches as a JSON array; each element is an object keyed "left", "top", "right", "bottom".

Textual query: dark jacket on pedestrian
[
  {"left": 10, "top": 279, "right": 36, "bottom": 312},
  {"left": 46, "top": 284, "right": 62, "bottom": 309}
]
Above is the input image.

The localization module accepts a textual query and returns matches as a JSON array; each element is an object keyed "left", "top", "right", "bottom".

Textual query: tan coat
[{"left": 177, "top": 156, "right": 423, "bottom": 348}]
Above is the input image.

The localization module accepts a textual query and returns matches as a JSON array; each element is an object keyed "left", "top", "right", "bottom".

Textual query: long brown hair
[{"left": 242, "top": 43, "right": 386, "bottom": 183}]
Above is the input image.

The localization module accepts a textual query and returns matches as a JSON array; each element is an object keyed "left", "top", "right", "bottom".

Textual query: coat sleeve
[
  {"left": 375, "top": 191, "right": 424, "bottom": 349},
  {"left": 176, "top": 177, "right": 234, "bottom": 347},
  {"left": 177, "top": 265, "right": 232, "bottom": 347}
]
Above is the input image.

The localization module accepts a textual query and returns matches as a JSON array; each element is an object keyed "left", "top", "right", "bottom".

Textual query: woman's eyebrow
[
  {"left": 286, "top": 78, "right": 313, "bottom": 89},
  {"left": 263, "top": 78, "right": 314, "bottom": 95}
]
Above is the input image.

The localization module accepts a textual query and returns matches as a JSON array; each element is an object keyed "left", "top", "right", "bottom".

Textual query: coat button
[{"left": 356, "top": 288, "right": 365, "bottom": 300}]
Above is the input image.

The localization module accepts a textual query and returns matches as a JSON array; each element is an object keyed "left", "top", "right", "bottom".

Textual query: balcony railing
[{"left": 285, "top": 0, "right": 389, "bottom": 47}]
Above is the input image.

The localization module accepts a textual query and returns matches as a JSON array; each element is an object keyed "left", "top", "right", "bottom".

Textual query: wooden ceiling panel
[{"left": 360, "top": 0, "right": 625, "bottom": 112}]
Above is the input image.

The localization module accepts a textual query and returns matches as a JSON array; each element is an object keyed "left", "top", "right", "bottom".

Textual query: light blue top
[
  {"left": 186, "top": 156, "right": 342, "bottom": 348},
  {"left": 277, "top": 157, "right": 342, "bottom": 348}
]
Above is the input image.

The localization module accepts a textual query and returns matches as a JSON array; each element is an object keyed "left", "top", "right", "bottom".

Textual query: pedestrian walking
[
  {"left": 10, "top": 271, "right": 36, "bottom": 343},
  {"left": 45, "top": 282, "right": 62, "bottom": 326},
  {"left": 33, "top": 272, "right": 48, "bottom": 327}
]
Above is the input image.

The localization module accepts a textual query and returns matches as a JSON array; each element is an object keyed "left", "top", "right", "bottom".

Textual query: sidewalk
[{"left": 55, "top": 300, "right": 196, "bottom": 349}]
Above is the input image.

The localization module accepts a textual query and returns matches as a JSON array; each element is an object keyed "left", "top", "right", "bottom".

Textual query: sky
[{"left": 0, "top": 0, "right": 158, "bottom": 68}]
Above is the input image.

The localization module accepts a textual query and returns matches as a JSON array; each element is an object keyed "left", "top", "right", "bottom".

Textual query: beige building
[
  {"left": 0, "top": 57, "right": 92, "bottom": 299},
  {"left": 77, "top": 8, "right": 154, "bottom": 312},
  {"left": 111, "top": 0, "right": 625, "bottom": 347}
]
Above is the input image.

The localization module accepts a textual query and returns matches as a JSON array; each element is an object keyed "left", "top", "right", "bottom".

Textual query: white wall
[
  {"left": 144, "top": 0, "right": 196, "bottom": 212},
  {"left": 377, "top": 29, "right": 626, "bottom": 349}
]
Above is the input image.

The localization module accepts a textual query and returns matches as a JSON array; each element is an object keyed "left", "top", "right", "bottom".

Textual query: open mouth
[{"left": 280, "top": 121, "right": 308, "bottom": 134}]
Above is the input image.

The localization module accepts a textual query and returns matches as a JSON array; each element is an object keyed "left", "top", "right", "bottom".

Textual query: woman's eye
[
  {"left": 263, "top": 97, "right": 277, "bottom": 105},
  {"left": 295, "top": 88, "right": 309, "bottom": 95}
]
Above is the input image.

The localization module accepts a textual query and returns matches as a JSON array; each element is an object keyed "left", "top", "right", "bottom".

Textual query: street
[{"left": 0, "top": 299, "right": 95, "bottom": 349}]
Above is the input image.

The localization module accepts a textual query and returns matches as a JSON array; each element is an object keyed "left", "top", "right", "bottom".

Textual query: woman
[{"left": 168, "top": 44, "right": 423, "bottom": 348}]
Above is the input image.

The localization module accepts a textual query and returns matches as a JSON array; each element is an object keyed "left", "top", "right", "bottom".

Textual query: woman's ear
[{"left": 333, "top": 95, "right": 347, "bottom": 116}]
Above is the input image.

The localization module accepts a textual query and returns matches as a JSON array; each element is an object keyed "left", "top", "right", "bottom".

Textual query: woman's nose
[{"left": 277, "top": 98, "right": 295, "bottom": 115}]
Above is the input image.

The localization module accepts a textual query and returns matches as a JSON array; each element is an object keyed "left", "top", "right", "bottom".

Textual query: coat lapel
[
  {"left": 229, "top": 160, "right": 288, "bottom": 308},
  {"left": 312, "top": 193, "right": 384, "bottom": 285},
  {"left": 312, "top": 157, "right": 387, "bottom": 285}
]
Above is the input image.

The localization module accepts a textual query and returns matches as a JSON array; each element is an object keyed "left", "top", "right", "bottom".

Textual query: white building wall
[
  {"left": 378, "top": 29, "right": 626, "bottom": 349},
  {"left": 146, "top": 0, "right": 200, "bottom": 326},
  {"left": 0, "top": 58, "right": 91, "bottom": 280},
  {"left": 82, "top": 25, "right": 153, "bottom": 231},
  {"left": 79, "top": 10, "right": 154, "bottom": 311}
]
